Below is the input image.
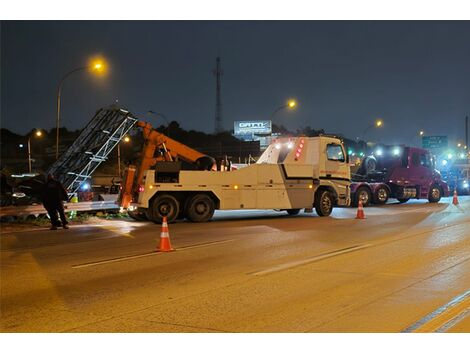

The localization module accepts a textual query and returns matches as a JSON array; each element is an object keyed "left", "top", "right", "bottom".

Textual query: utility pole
[
  {"left": 213, "top": 57, "right": 223, "bottom": 134},
  {"left": 466, "top": 115, "right": 469, "bottom": 163}
]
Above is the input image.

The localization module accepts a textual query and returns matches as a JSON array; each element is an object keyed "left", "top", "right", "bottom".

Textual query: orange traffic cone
[
  {"left": 157, "top": 216, "right": 175, "bottom": 252},
  {"left": 356, "top": 200, "right": 366, "bottom": 219},
  {"left": 452, "top": 189, "right": 459, "bottom": 206}
]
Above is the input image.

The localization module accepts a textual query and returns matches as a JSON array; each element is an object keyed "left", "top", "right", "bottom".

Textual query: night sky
[{"left": 2, "top": 21, "right": 469, "bottom": 145}]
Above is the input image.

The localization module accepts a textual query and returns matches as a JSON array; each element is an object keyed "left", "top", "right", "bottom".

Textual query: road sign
[{"left": 422, "top": 136, "right": 448, "bottom": 149}]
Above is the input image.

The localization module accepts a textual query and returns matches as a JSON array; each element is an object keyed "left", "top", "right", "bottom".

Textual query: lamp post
[
  {"left": 410, "top": 130, "right": 424, "bottom": 147},
  {"left": 117, "top": 136, "right": 131, "bottom": 177},
  {"left": 361, "top": 119, "right": 383, "bottom": 153},
  {"left": 148, "top": 110, "right": 171, "bottom": 136},
  {"left": 27, "top": 130, "right": 43, "bottom": 173},
  {"left": 271, "top": 99, "right": 297, "bottom": 121},
  {"left": 56, "top": 59, "right": 106, "bottom": 159}
]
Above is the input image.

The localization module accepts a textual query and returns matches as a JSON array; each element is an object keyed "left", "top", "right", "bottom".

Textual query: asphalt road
[{"left": 1, "top": 197, "right": 469, "bottom": 332}]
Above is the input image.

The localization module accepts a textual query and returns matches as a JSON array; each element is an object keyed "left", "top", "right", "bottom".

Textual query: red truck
[{"left": 349, "top": 145, "right": 450, "bottom": 206}]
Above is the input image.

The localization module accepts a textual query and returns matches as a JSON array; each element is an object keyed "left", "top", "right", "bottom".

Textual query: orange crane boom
[{"left": 120, "top": 121, "right": 213, "bottom": 208}]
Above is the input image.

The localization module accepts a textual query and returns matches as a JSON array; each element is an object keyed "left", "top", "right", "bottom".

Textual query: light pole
[
  {"left": 271, "top": 99, "right": 297, "bottom": 121},
  {"left": 361, "top": 119, "right": 383, "bottom": 154},
  {"left": 148, "top": 110, "right": 171, "bottom": 136},
  {"left": 56, "top": 59, "right": 106, "bottom": 159},
  {"left": 27, "top": 130, "right": 43, "bottom": 173},
  {"left": 410, "top": 130, "right": 424, "bottom": 147},
  {"left": 270, "top": 99, "right": 297, "bottom": 137},
  {"left": 117, "top": 136, "right": 131, "bottom": 177}
]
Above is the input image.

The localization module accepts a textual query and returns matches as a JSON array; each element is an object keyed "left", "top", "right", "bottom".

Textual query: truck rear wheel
[
  {"left": 372, "top": 186, "right": 389, "bottom": 205},
  {"left": 186, "top": 194, "right": 215, "bottom": 222},
  {"left": 428, "top": 185, "right": 442, "bottom": 203},
  {"left": 315, "top": 190, "right": 333, "bottom": 217},
  {"left": 352, "top": 186, "right": 371, "bottom": 207},
  {"left": 149, "top": 194, "right": 180, "bottom": 224}
]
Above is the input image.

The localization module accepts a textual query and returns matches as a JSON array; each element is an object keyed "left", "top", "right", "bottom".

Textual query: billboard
[
  {"left": 234, "top": 120, "right": 272, "bottom": 135},
  {"left": 422, "top": 136, "right": 448, "bottom": 150}
]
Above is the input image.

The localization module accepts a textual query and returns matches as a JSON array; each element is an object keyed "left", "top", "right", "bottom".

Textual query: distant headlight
[
  {"left": 463, "top": 181, "right": 469, "bottom": 189},
  {"left": 12, "top": 192, "right": 26, "bottom": 198}
]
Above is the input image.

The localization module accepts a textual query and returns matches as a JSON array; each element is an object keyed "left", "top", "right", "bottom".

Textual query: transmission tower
[{"left": 213, "top": 57, "right": 223, "bottom": 133}]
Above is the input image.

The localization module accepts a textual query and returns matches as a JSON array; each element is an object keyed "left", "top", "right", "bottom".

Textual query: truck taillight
[{"left": 138, "top": 185, "right": 145, "bottom": 192}]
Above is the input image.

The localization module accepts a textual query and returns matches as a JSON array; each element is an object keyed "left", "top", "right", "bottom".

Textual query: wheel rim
[
  {"left": 359, "top": 190, "right": 369, "bottom": 204},
  {"left": 377, "top": 188, "right": 388, "bottom": 202},
  {"left": 321, "top": 194, "right": 331, "bottom": 213},
  {"left": 158, "top": 202, "right": 173, "bottom": 216},
  {"left": 195, "top": 202, "right": 207, "bottom": 215},
  {"left": 431, "top": 187, "right": 440, "bottom": 199}
]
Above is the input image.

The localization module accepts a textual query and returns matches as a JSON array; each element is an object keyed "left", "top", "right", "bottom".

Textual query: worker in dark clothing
[{"left": 41, "top": 174, "right": 69, "bottom": 230}]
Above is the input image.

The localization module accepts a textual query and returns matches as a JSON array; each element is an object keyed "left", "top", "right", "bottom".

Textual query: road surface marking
[
  {"left": 250, "top": 244, "right": 371, "bottom": 276},
  {"left": 72, "top": 239, "right": 236, "bottom": 269},
  {"left": 401, "top": 288, "right": 470, "bottom": 333}
]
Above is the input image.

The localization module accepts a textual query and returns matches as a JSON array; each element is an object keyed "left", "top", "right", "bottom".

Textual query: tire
[
  {"left": 286, "top": 209, "right": 301, "bottom": 215},
  {"left": 428, "top": 185, "right": 442, "bottom": 203},
  {"left": 352, "top": 186, "right": 371, "bottom": 207},
  {"left": 314, "top": 189, "right": 333, "bottom": 217},
  {"left": 372, "top": 186, "right": 389, "bottom": 205},
  {"left": 186, "top": 194, "right": 215, "bottom": 222},
  {"left": 397, "top": 198, "right": 409, "bottom": 204},
  {"left": 149, "top": 194, "right": 180, "bottom": 224}
]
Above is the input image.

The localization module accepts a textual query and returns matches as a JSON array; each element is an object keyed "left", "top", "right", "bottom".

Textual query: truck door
[{"left": 408, "top": 151, "right": 433, "bottom": 198}]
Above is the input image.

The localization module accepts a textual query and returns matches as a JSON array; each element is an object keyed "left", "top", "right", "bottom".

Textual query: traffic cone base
[
  {"left": 452, "top": 190, "right": 459, "bottom": 206},
  {"left": 157, "top": 217, "right": 175, "bottom": 252},
  {"left": 356, "top": 200, "right": 366, "bottom": 219}
]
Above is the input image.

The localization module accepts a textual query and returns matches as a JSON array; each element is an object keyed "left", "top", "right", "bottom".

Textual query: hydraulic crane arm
[{"left": 120, "top": 121, "right": 214, "bottom": 208}]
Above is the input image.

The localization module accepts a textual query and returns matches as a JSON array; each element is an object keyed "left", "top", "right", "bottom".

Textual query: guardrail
[{"left": 0, "top": 201, "right": 119, "bottom": 218}]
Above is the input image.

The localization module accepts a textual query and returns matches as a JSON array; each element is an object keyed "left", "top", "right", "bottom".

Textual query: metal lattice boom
[{"left": 47, "top": 106, "right": 138, "bottom": 194}]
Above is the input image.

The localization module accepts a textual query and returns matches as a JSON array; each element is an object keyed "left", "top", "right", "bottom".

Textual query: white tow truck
[{"left": 129, "top": 135, "right": 351, "bottom": 223}]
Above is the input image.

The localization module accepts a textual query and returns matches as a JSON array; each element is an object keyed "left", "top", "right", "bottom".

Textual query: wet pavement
[{"left": 1, "top": 196, "right": 469, "bottom": 332}]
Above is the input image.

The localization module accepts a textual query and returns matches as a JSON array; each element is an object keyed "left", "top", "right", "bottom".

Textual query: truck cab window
[
  {"left": 419, "top": 153, "right": 432, "bottom": 168},
  {"left": 327, "top": 144, "right": 345, "bottom": 162},
  {"left": 411, "top": 153, "right": 420, "bottom": 166}
]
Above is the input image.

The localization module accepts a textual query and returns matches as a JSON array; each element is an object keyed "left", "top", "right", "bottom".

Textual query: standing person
[{"left": 41, "top": 174, "right": 69, "bottom": 230}]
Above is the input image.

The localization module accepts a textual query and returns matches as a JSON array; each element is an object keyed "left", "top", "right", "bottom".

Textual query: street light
[
  {"left": 27, "top": 129, "right": 43, "bottom": 173},
  {"left": 410, "top": 130, "right": 425, "bottom": 146},
  {"left": 55, "top": 57, "right": 107, "bottom": 160},
  {"left": 271, "top": 99, "right": 298, "bottom": 120},
  {"left": 117, "top": 135, "right": 130, "bottom": 177},
  {"left": 148, "top": 110, "right": 171, "bottom": 136},
  {"left": 361, "top": 119, "right": 383, "bottom": 154}
]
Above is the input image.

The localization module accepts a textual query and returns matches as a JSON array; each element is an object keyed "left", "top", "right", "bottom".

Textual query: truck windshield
[{"left": 327, "top": 144, "right": 345, "bottom": 162}]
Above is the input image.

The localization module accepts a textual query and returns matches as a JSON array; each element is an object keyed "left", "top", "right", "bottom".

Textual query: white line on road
[
  {"left": 72, "top": 239, "right": 236, "bottom": 269},
  {"left": 401, "top": 288, "right": 470, "bottom": 332},
  {"left": 250, "top": 244, "right": 371, "bottom": 276}
]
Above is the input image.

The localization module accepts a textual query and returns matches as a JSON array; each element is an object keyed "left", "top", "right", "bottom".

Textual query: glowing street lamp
[
  {"left": 419, "top": 130, "right": 424, "bottom": 136},
  {"left": 56, "top": 56, "right": 108, "bottom": 160},
  {"left": 270, "top": 99, "right": 298, "bottom": 127},
  {"left": 117, "top": 135, "right": 131, "bottom": 177},
  {"left": 362, "top": 118, "right": 384, "bottom": 153},
  {"left": 28, "top": 129, "right": 43, "bottom": 173}
]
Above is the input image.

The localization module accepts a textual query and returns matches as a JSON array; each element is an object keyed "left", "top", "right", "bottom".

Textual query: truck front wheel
[
  {"left": 186, "top": 194, "right": 215, "bottom": 222},
  {"left": 150, "top": 194, "right": 180, "bottom": 224},
  {"left": 428, "top": 185, "right": 442, "bottom": 203},
  {"left": 315, "top": 189, "right": 333, "bottom": 217}
]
